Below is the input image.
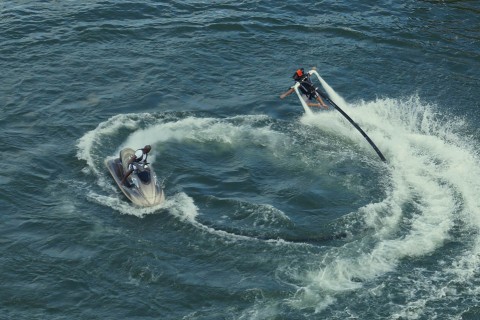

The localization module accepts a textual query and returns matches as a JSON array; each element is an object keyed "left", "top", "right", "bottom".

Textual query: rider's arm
[
  {"left": 121, "top": 155, "right": 137, "bottom": 185},
  {"left": 280, "top": 87, "right": 295, "bottom": 99},
  {"left": 121, "top": 169, "right": 133, "bottom": 185}
]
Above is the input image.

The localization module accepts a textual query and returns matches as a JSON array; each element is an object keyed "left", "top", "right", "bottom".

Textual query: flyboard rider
[{"left": 279, "top": 67, "right": 329, "bottom": 109}]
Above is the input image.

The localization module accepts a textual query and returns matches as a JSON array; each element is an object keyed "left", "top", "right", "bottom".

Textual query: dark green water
[{"left": 1, "top": 1, "right": 480, "bottom": 319}]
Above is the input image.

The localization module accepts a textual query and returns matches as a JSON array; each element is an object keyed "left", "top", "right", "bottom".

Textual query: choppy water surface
[{"left": 1, "top": 1, "right": 480, "bottom": 319}]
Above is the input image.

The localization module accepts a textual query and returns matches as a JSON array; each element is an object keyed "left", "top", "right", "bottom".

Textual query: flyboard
[{"left": 293, "top": 70, "right": 387, "bottom": 162}]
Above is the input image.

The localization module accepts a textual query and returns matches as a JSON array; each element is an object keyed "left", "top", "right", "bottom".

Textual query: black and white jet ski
[{"left": 105, "top": 148, "right": 165, "bottom": 207}]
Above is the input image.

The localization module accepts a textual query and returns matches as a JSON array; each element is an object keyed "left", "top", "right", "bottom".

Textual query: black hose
[{"left": 319, "top": 92, "right": 387, "bottom": 162}]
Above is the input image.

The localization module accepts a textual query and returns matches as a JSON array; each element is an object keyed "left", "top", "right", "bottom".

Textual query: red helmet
[{"left": 292, "top": 68, "right": 305, "bottom": 81}]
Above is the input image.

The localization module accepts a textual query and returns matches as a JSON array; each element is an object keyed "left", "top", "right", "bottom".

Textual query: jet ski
[{"left": 105, "top": 148, "right": 165, "bottom": 207}]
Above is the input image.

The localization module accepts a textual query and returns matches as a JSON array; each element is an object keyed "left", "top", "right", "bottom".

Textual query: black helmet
[{"left": 144, "top": 145, "right": 151, "bottom": 153}]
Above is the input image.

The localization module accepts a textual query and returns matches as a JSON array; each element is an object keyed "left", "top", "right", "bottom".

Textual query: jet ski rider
[
  {"left": 121, "top": 145, "right": 151, "bottom": 186},
  {"left": 279, "top": 67, "right": 329, "bottom": 109}
]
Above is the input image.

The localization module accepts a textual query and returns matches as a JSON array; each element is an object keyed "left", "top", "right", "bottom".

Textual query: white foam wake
[
  {"left": 75, "top": 113, "right": 290, "bottom": 225},
  {"left": 289, "top": 89, "right": 480, "bottom": 315}
]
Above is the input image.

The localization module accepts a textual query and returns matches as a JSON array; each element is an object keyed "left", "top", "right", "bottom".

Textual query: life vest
[
  {"left": 134, "top": 149, "right": 148, "bottom": 162},
  {"left": 298, "top": 79, "right": 317, "bottom": 99}
]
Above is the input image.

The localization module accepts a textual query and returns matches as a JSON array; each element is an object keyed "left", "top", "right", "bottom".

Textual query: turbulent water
[{"left": 1, "top": 1, "right": 480, "bottom": 319}]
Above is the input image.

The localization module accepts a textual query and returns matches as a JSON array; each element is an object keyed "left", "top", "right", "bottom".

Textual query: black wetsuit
[{"left": 298, "top": 79, "right": 320, "bottom": 100}]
